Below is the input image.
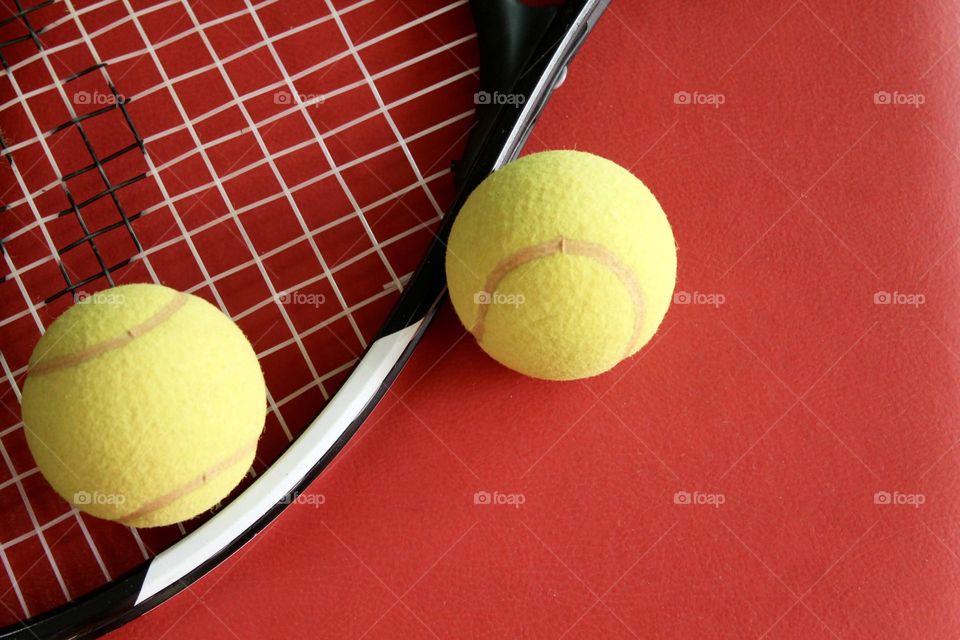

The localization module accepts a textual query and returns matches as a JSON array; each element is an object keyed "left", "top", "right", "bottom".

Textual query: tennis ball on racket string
[
  {"left": 21, "top": 284, "right": 266, "bottom": 528},
  {"left": 445, "top": 150, "right": 677, "bottom": 381}
]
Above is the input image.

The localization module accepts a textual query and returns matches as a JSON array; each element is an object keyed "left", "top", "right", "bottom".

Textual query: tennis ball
[
  {"left": 22, "top": 284, "right": 266, "bottom": 528},
  {"left": 446, "top": 150, "right": 677, "bottom": 380}
]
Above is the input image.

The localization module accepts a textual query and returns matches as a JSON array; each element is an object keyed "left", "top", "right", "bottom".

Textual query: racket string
[
  {"left": 1, "top": 23, "right": 478, "bottom": 319},
  {"left": 0, "top": 0, "right": 478, "bottom": 623},
  {"left": 1, "top": 5, "right": 153, "bottom": 313}
]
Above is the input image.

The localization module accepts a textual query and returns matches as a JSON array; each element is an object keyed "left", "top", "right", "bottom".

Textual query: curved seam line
[
  {"left": 29, "top": 293, "right": 190, "bottom": 376},
  {"left": 472, "top": 237, "right": 645, "bottom": 357},
  {"left": 117, "top": 439, "right": 259, "bottom": 526}
]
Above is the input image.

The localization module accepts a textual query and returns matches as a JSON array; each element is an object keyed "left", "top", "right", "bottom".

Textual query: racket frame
[{"left": 0, "top": 0, "right": 610, "bottom": 636}]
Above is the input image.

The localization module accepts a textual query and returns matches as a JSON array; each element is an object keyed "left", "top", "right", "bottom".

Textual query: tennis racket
[{"left": 0, "top": 0, "right": 608, "bottom": 636}]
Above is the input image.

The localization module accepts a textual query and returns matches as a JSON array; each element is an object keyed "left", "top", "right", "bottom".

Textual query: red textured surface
[{"left": 107, "top": 1, "right": 960, "bottom": 638}]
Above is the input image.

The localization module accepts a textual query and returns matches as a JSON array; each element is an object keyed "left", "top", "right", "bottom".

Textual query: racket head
[
  {"left": 1, "top": 0, "right": 475, "bottom": 627},
  {"left": 0, "top": 0, "right": 608, "bottom": 636}
]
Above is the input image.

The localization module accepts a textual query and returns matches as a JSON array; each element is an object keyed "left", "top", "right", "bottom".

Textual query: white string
[
  {"left": 0, "top": 5, "right": 103, "bottom": 600},
  {"left": 3, "top": 87, "right": 474, "bottom": 248},
  {"left": 0, "top": 0, "right": 474, "bottom": 615},
  {"left": 182, "top": 0, "right": 370, "bottom": 352},
  {"left": 0, "top": 547, "right": 29, "bottom": 618},
  {"left": 325, "top": 0, "right": 445, "bottom": 222},
  {"left": 0, "top": 1, "right": 469, "bottom": 155},
  {"left": 0, "top": 163, "right": 455, "bottom": 362}
]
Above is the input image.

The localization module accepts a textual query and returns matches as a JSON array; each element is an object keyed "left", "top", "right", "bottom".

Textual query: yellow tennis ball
[
  {"left": 446, "top": 150, "right": 677, "bottom": 380},
  {"left": 22, "top": 284, "right": 266, "bottom": 528}
]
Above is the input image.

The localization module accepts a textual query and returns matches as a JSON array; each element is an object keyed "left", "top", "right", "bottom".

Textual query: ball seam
[
  {"left": 472, "top": 236, "right": 646, "bottom": 357},
  {"left": 29, "top": 292, "right": 190, "bottom": 376},
  {"left": 116, "top": 438, "right": 258, "bottom": 526}
]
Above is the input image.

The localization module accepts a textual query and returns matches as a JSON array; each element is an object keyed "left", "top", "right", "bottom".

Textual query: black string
[
  {"left": 0, "top": 0, "right": 53, "bottom": 53},
  {"left": 0, "top": 1, "right": 149, "bottom": 304}
]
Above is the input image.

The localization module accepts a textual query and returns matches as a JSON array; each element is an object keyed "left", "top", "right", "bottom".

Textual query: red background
[{"left": 115, "top": 1, "right": 960, "bottom": 638}]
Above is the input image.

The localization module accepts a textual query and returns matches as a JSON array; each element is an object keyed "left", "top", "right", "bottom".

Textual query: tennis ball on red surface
[
  {"left": 445, "top": 150, "right": 677, "bottom": 381},
  {"left": 21, "top": 284, "right": 266, "bottom": 528}
]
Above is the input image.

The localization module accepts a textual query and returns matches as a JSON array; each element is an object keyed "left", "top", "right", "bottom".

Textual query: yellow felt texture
[
  {"left": 446, "top": 150, "right": 677, "bottom": 380},
  {"left": 22, "top": 284, "right": 266, "bottom": 528}
]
